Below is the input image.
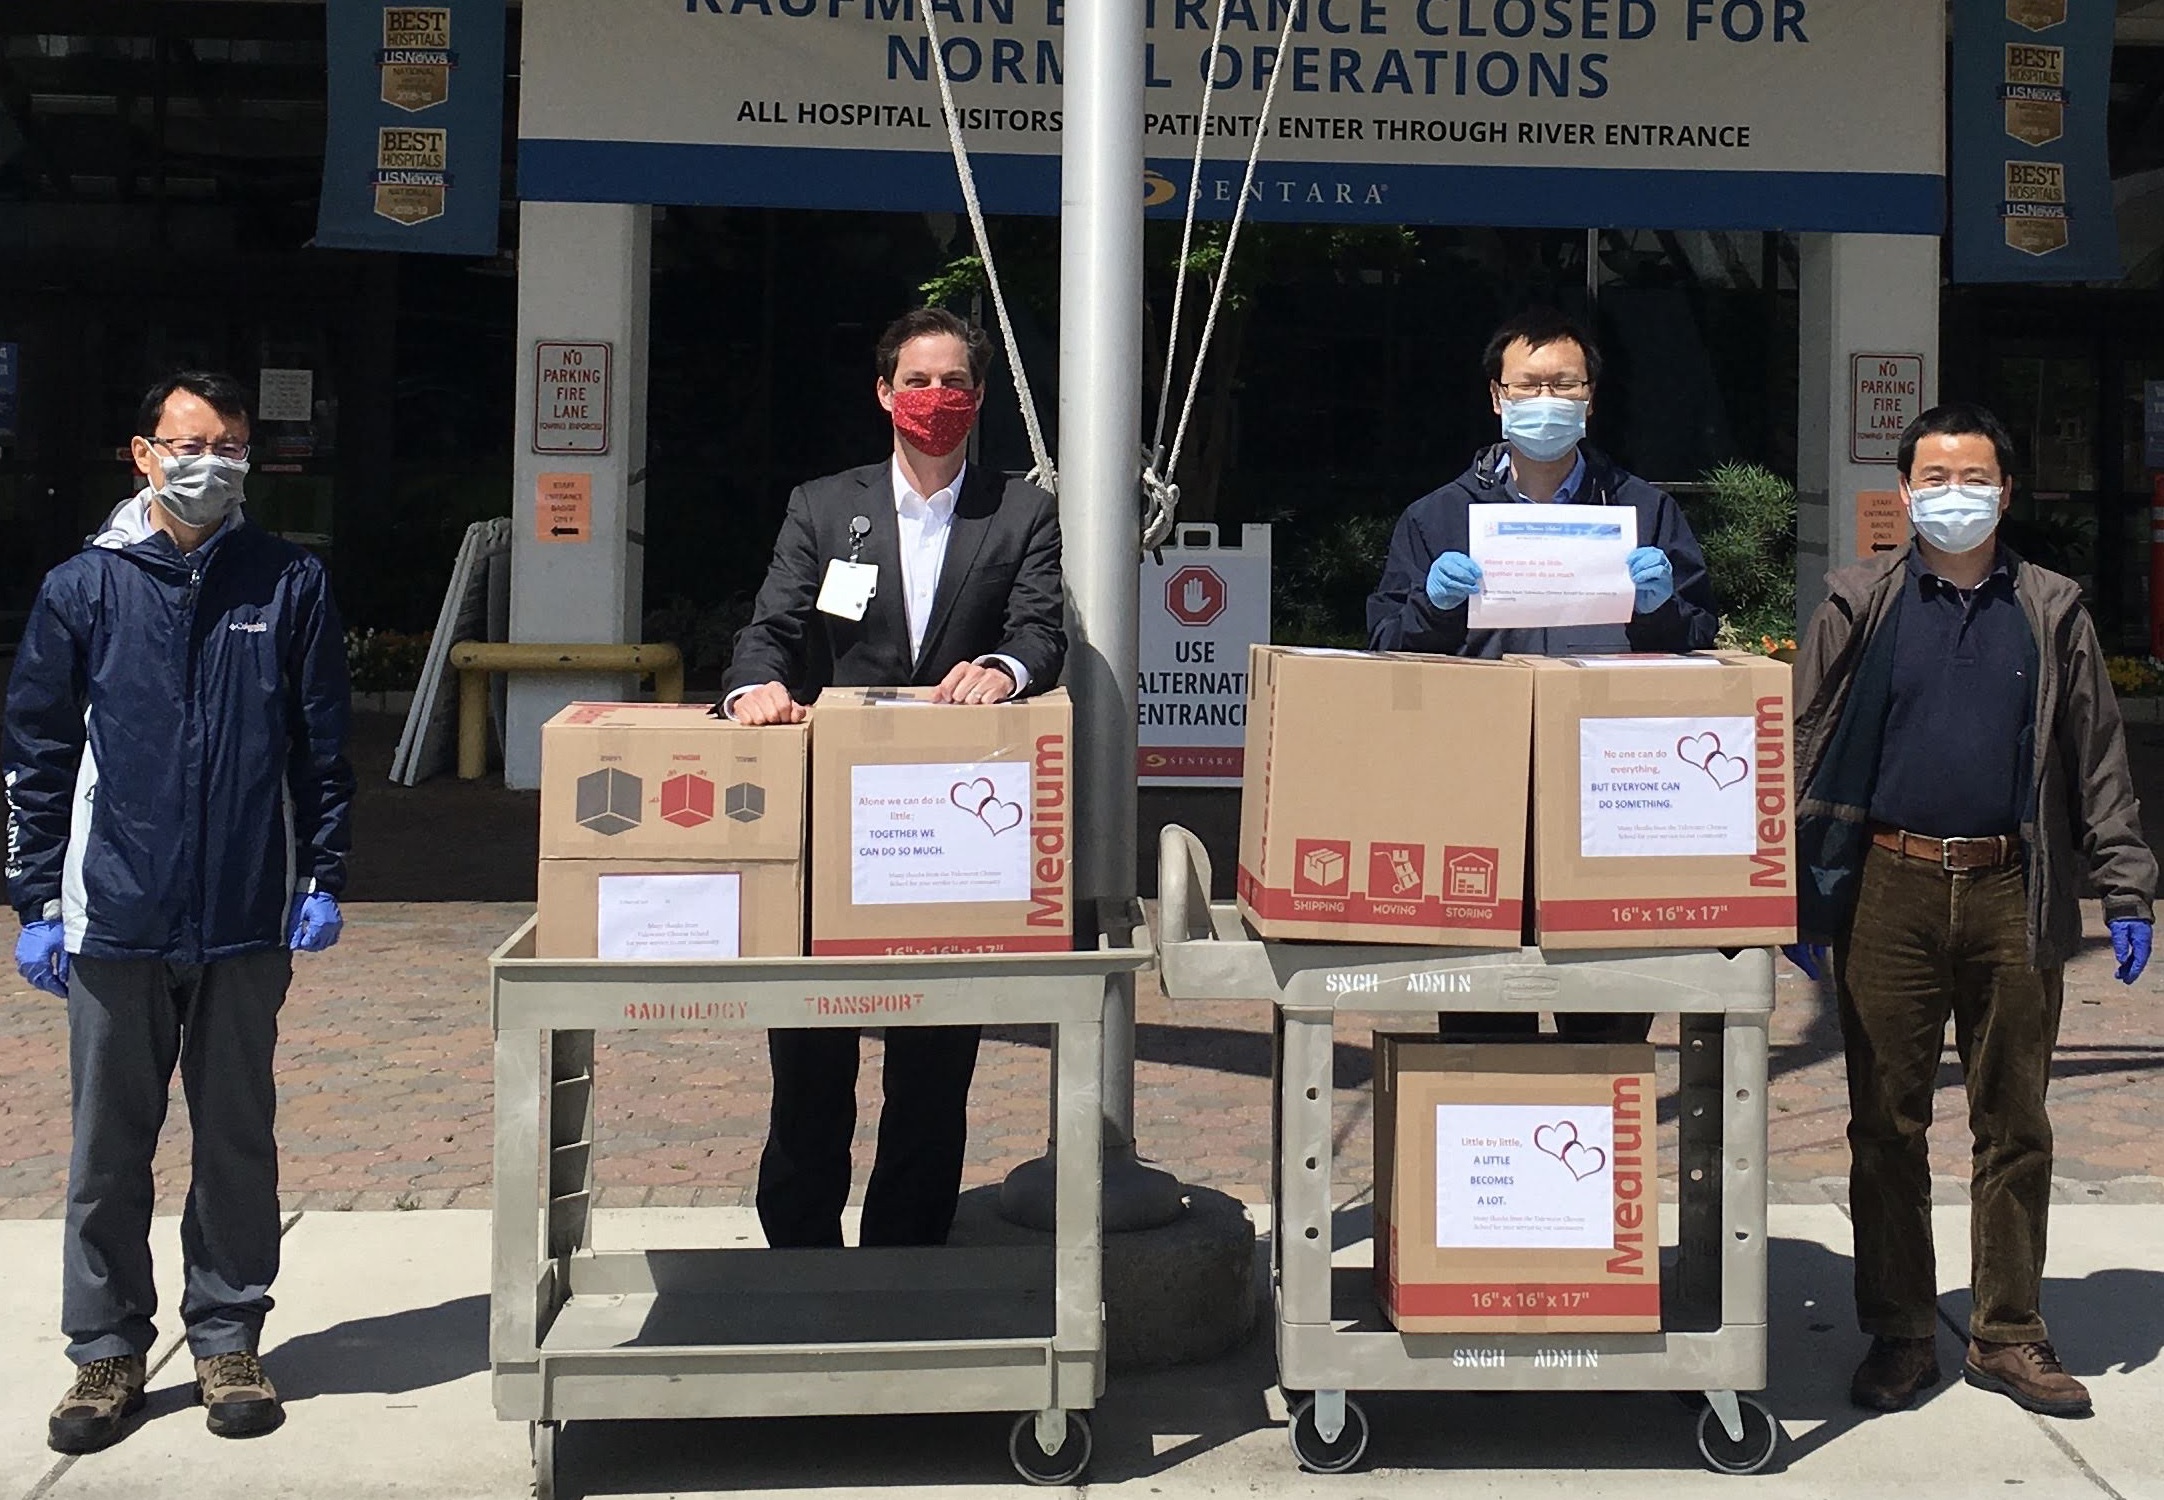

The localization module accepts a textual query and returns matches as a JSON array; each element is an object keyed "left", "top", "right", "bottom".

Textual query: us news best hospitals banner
[
  {"left": 1951, "top": 0, "right": 2121, "bottom": 283},
  {"left": 517, "top": 0, "right": 1944, "bottom": 232},
  {"left": 316, "top": 2, "right": 504, "bottom": 255}
]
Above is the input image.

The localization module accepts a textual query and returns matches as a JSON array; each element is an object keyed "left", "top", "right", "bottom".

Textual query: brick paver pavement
[
  {"left": 4, "top": 709, "right": 2158, "bottom": 1217},
  {"left": 2, "top": 899, "right": 2159, "bottom": 1217}
]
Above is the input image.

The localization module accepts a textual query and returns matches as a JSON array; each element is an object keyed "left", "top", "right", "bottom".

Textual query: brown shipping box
[
  {"left": 536, "top": 703, "right": 807, "bottom": 960},
  {"left": 1522, "top": 653, "right": 1796, "bottom": 950},
  {"left": 1237, "top": 647, "right": 1533, "bottom": 946},
  {"left": 810, "top": 687, "right": 1072, "bottom": 956},
  {"left": 1374, "top": 1038, "right": 1661, "bottom": 1334}
]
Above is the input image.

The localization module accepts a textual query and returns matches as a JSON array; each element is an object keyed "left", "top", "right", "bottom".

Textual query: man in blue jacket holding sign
[
  {"left": 1368, "top": 309, "right": 1719, "bottom": 1038},
  {"left": 1367, "top": 307, "right": 1720, "bottom": 659},
  {"left": 4, "top": 372, "right": 353, "bottom": 1453}
]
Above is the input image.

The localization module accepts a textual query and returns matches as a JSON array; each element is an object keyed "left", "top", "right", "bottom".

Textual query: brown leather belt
[{"left": 1870, "top": 825, "right": 2022, "bottom": 871}]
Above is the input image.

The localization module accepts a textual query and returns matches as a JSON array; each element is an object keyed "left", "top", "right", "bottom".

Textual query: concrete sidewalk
[{"left": 4, "top": 1205, "right": 2160, "bottom": 1500}]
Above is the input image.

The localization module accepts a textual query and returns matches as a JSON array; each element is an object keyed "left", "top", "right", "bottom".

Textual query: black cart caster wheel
[
  {"left": 529, "top": 1421, "right": 560, "bottom": 1500},
  {"left": 1288, "top": 1394, "right": 1370, "bottom": 1474},
  {"left": 1009, "top": 1411, "right": 1093, "bottom": 1486},
  {"left": 1696, "top": 1397, "right": 1779, "bottom": 1475}
]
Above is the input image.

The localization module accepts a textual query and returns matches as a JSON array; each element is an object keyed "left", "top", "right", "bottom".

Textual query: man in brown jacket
[{"left": 1790, "top": 403, "right": 2155, "bottom": 1419}]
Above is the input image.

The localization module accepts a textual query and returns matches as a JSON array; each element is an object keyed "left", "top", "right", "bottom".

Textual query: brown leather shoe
[
  {"left": 1850, "top": 1335, "right": 1941, "bottom": 1411},
  {"left": 195, "top": 1351, "right": 283, "bottom": 1438},
  {"left": 1964, "top": 1339, "right": 2092, "bottom": 1418},
  {"left": 48, "top": 1355, "right": 148, "bottom": 1453}
]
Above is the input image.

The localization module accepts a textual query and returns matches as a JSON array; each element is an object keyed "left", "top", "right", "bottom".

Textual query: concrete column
[
  {"left": 1794, "top": 233, "right": 1940, "bottom": 628},
  {"left": 504, "top": 200, "right": 652, "bottom": 788}
]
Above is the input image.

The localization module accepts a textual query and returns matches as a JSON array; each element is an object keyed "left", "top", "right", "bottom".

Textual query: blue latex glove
[
  {"left": 2110, "top": 918, "right": 2151, "bottom": 985},
  {"left": 1782, "top": 943, "right": 1828, "bottom": 983},
  {"left": 288, "top": 892, "right": 344, "bottom": 954},
  {"left": 13, "top": 920, "right": 69, "bottom": 998},
  {"left": 1425, "top": 552, "right": 1484, "bottom": 612},
  {"left": 1626, "top": 546, "right": 1675, "bottom": 613}
]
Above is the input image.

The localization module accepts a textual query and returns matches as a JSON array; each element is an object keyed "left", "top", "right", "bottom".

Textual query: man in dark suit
[{"left": 720, "top": 306, "right": 1064, "bottom": 1248}]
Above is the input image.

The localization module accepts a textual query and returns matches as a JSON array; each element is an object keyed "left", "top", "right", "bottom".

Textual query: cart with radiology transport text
[{"left": 486, "top": 902, "right": 1151, "bottom": 1496}]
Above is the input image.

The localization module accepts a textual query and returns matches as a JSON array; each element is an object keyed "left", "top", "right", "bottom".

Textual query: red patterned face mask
[{"left": 889, "top": 386, "right": 979, "bottom": 458}]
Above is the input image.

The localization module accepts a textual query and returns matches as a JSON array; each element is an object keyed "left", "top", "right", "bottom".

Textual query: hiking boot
[
  {"left": 48, "top": 1355, "right": 147, "bottom": 1453},
  {"left": 194, "top": 1351, "right": 283, "bottom": 1438},
  {"left": 1965, "top": 1339, "right": 2092, "bottom": 1418},
  {"left": 1850, "top": 1335, "right": 1941, "bottom": 1411}
]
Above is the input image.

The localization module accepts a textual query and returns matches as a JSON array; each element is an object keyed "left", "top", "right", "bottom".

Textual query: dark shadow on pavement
[
  {"left": 1940, "top": 1267, "right": 2164, "bottom": 1379},
  {"left": 260, "top": 1295, "right": 489, "bottom": 1401}
]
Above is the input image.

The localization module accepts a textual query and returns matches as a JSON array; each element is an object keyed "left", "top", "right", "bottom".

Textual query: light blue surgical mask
[
  {"left": 1906, "top": 483, "right": 2000, "bottom": 555},
  {"left": 1500, "top": 396, "right": 1587, "bottom": 463},
  {"left": 153, "top": 452, "right": 249, "bottom": 529}
]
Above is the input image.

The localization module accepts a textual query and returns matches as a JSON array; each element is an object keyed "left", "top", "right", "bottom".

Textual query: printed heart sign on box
[
  {"left": 1534, "top": 1120, "right": 1609, "bottom": 1182},
  {"left": 1579, "top": 715, "right": 1757, "bottom": 859}
]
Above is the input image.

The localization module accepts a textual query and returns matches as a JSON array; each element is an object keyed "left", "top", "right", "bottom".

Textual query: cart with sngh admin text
[
  {"left": 1151, "top": 826, "right": 1779, "bottom": 1476},
  {"left": 486, "top": 903, "right": 1151, "bottom": 1496}
]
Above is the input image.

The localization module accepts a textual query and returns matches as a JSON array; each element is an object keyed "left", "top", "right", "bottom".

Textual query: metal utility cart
[
  {"left": 487, "top": 904, "right": 1151, "bottom": 1495},
  {"left": 1151, "top": 828, "right": 1779, "bottom": 1477}
]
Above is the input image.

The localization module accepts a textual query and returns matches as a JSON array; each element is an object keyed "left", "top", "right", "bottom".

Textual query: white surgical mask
[
  {"left": 1500, "top": 396, "right": 1587, "bottom": 463},
  {"left": 1906, "top": 482, "right": 2000, "bottom": 556},
  {"left": 153, "top": 452, "right": 249, "bottom": 529}
]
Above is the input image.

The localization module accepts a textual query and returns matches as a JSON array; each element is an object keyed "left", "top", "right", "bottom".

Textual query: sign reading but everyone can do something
[{"left": 518, "top": 0, "right": 1943, "bottom": 232}]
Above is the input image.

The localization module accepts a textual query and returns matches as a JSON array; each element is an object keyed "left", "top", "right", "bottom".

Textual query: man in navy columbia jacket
[{"left": 3, "top": 372, "right": 353, "bottom": 1453}]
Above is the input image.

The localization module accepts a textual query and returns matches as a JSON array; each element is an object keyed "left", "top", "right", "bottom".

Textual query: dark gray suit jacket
[{"left": 723, "top": 461, "right": 1065, "bottom": 702}]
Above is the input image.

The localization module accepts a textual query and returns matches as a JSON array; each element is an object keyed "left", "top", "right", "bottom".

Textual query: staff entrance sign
[{"left": 518, "top": 0, "right": 1944, "bottom": 232}]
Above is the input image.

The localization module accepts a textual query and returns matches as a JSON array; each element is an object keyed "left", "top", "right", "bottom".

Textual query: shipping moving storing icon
[
  {"left": 1294, "top": 840, "right": 1351, "bottom": 895},
  {"left": 1369, "top": 843, "right": 1425, "bottom": 897},
  {"left": 1443, "top": 846, "right": 1499, "bottom": 905}
]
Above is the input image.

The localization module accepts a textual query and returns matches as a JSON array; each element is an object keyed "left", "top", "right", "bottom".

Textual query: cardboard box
[
  {"left": 809, "top": 687, "right": 1072, "bottom": 956},
  {"left": 537, "top": 703, "right": 808, "bottom": 960},
  {"left": 1236, "top": 647, "right": 1533, "bottom": 946},
  {"left": 1523, "top": 653, "right": 1796, "bottom": 950},
  {"left": 539, "top": 702, "right": 807, "bottom": 863},
  {"left": 1374, "top": 1038, "right": 1660, "bottom": 1333},
  {"left": 535, "top": 859, "right": 803, "bottom": 959}
]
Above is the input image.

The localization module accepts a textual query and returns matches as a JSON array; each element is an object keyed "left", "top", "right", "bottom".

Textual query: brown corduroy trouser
[{"left": 1834, "top": 844, "right": 2064, "bottom": 1344}]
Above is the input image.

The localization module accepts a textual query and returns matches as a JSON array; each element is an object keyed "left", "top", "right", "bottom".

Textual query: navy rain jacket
[
  {"left": 4, "top": 502, "right": 354, "bottom": 962},
  {"left": 1366, "top": 443, "right": 1721, "bottom": 658}
]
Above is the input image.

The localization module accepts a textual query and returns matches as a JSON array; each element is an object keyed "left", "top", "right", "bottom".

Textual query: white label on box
[
  {"left": 1561, "top": 655, "right": 1722, "bottom": 669},
  {"left": 1435, "top": 1104, "right": 1614, "bottom": 1250},
  {"left": 1580, "top": 716, "right": 1756, "bottom": 858},
  {"left": 595, "top": 872, "right": 742, "bottom": 960},
  {"left": 851, "top": 761, "right": 1029, "bottom": 906}
]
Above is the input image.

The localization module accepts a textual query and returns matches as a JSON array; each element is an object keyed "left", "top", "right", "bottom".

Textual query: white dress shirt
[
  {"left": 723, "top": 456, "right": 1025, "bottom": 720},
  {"left": 890, "top": 456, "right": 1030, "bottom": 697}
]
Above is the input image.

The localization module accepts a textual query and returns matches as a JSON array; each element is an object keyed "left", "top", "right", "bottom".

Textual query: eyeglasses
[
  {"left": 146, "top": 436, "right": 251, "bottom": 462},
  {"left": 1497, "top": 378, "right": 1591, "bottom": 399}
]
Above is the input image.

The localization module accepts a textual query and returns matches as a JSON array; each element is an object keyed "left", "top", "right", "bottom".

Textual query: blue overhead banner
[
  {"left": 519, "top": 0, "right": 1945, "bottom": 234},
  {"left": 1951, "top": 0, "right": 2120, "bottom": 283},
  {"left": 316, "top": 2, "right": 503, "bottom": 255}
]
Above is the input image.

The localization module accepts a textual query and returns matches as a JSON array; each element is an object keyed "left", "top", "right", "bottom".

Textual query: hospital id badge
[{"left": 816, "top": 560, "right": 879, "bottom": 621}]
